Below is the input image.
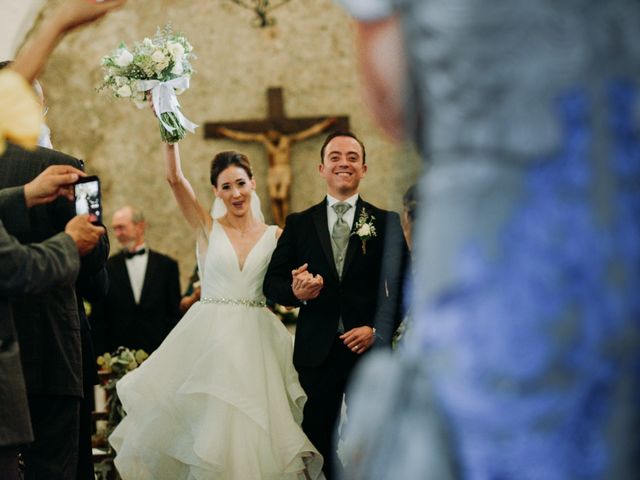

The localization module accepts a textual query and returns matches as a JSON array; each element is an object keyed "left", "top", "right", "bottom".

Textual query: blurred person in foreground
[
  {"left": 0, "top": 1, "right": 125, "bottom": 478},
  {"left": 335, "top": 1, "right": 640, "bottom": 479},
  {"left": 0, "top": 168, "right": 105, "bottom": 480}
]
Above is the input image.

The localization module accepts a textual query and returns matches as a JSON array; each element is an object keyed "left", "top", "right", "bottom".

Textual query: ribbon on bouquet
[{"left": 137, "top": 77, "right": 198, "bottom": 134}]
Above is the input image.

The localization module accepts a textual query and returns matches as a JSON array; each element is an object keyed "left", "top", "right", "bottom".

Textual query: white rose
[
  {"left": 167, "top": 42, "right": 185, "bottom": 60},
  {"left": 171, "top": 61, "right": 184, "bottom": 76},
  {"left": 143, "top": 37, "right": 154, "bottom": 48},
  {"left": 116, "top": 84, "right": 132, "bottom": 98},
  {"left": 358, "top": 224, "right": 371, "bottom": 236},
  {"left": 114, "top": 76, "right": 126, "bottom": 86},
  {"left": 115, "top": 49, "right": 134, "bottom": 68},
  {"left": 151, "top": 50, "right": 167, "bottom": 64},
  {"left": 154, "top": 60, "right": 169, "bottom": 75}
]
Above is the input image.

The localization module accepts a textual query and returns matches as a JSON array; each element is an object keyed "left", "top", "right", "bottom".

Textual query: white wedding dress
[{"left": 110, "top": 221, "right": 324, "bottom": 480}]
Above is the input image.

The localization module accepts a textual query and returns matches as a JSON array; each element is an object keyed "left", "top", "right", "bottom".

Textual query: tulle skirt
[{"left": 109, "top": 301, "right": 324, "bottom": 480}]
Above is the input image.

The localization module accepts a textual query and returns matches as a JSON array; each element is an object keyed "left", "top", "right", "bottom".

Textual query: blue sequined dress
[{"left": 336, "top": 1, "right": 640, "bottom": 479}]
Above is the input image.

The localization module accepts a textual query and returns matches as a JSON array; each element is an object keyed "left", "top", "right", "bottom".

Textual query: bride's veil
[{"left": 196, "top": 190, "right": 265, "bottom": 279}]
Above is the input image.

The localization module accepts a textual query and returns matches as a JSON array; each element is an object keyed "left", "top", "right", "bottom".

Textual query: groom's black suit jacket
[
  {"left": 90, "top": 250, "right": 181, "bottom": 356},
  {"left": 264, "top": 197, "right": 409, "bottom": 368}
]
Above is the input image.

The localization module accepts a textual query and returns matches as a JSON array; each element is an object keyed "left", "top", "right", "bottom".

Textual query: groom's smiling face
[{"left": 319, "top": 136, "right": 367, "bottom": 200}]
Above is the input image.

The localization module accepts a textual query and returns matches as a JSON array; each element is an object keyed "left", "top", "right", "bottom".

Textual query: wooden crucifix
[{"left": 205, "top": 87, "right": 349, "bottom": 226}]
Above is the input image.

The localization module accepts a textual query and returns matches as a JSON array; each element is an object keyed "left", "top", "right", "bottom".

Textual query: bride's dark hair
[{"left": 210, "top": 151, "right": 253, "bottom": 187}]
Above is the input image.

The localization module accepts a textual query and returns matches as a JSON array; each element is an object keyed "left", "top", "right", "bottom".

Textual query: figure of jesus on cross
[{"left": 205, "top": 87, "right": 348, "bottom": 226}]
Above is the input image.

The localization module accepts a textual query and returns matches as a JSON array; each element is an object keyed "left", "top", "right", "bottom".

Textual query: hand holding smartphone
[{"left": 74, "top": 175, "right": 102, "bottom": 224}]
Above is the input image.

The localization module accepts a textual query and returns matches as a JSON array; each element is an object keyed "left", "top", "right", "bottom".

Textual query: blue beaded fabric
[
  {"left": 410, "top": 84, "right": 640, "bottom": 479},
  {"left": 336, "top": 1, "right": 640, "bottom": 479}
]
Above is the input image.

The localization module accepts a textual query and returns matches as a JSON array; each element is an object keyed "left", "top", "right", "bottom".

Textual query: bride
[{"left": 109, "top": 142, "right": 324, "bottom": 479}]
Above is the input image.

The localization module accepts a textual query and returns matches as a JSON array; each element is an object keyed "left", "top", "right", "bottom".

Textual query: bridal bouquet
[{"left": 99, "top": 24, "right": 197, "bottom": 143}]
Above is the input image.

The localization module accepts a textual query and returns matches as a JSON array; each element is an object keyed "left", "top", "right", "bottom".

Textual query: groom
[{"left": 263, "top": 131, "right": 408, "bottom": 478}]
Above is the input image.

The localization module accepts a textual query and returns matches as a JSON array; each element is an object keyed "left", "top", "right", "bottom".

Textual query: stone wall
[{"left": 31, "top": 0, "right": 421, "bottom": 288}]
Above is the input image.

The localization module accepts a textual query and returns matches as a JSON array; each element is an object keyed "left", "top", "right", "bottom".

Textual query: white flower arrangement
[
  {"left": 99, "top": 24, "right": 197, "bottom": 143},
  {"left": 352, "top": 207, "right": 377, "bottom": 254},
  {"left": 97, "top": 346, "right": 149, "bottom": 436}
]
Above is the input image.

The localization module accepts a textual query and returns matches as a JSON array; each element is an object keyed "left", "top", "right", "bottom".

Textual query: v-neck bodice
[{"left": 200, "top": 221, "right": 278, "bottom": 301}]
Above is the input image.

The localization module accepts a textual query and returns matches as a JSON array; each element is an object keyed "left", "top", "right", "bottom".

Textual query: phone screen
[{"left": 74, "top": 176, "right": 102, "bottom": 224}]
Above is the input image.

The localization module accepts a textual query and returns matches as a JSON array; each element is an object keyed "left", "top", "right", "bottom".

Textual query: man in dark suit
[
  {"left": 263, "top": 131, "right": 409, "bottom": 479},
  {"left": 0, "top": 142, "right": 109, "bottom": 479},
  {"left": 0, "top": 167, "right": 105, "bottom": 480},
  {"left": 90, "top": 205, "right": 181, "bottom": 356}
]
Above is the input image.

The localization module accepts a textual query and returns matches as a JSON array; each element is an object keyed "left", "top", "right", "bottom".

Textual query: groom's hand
[
  {"left": 291, "top": 263, "right": 323, "bottom": 301},
  {"left": 340, "top": 326, "right": 376, "bottom": 354}
]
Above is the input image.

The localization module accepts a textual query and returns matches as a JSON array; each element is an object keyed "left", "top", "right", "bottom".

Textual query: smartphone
[{"left": 74, "top": 175, "right": 102, "bottom": 224}]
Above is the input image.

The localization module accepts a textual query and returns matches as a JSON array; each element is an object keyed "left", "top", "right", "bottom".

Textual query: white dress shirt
[{"left": 125, "top": 245, "right": 148, "bottom": 304}]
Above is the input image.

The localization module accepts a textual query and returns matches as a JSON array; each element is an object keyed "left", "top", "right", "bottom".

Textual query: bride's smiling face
[{"left": 214, "top": 166, "right": 256, "bottom": 217}]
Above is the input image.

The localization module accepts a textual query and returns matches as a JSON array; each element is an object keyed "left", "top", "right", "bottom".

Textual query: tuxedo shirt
[{"left": 125, "top": 245, "right": 148, "bottom": 304}]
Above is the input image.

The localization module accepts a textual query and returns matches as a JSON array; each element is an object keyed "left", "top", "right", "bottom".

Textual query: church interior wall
[{"left": 15, "top": 0, "right": 421, "bottom": 288}]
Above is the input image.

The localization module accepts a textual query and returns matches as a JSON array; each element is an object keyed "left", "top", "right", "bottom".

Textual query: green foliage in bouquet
[
  {"left": 273, "top": 303, "right": 299, "bottom": 325},
  {"left": 159, "top": 111, "right": 186, "bottom": 143},
  {"left": 97, "top": 346, "right": 149, "bottom": 436}
]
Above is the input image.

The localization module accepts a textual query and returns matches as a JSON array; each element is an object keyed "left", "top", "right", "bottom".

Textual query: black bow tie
[{"left": 125, "top": 249, "right": 147, "bottom": 259}]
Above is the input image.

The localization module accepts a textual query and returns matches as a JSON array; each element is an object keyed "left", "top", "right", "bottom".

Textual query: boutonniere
[{"left": 352, "top": 207, "right": 377, "bottom": 254}]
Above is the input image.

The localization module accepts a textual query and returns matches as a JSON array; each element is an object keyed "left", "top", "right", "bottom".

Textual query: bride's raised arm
[{"left": 164, "top": 143, "right": 212, "bottom": 232}]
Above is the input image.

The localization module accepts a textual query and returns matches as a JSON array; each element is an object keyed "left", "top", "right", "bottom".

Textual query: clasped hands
[
  {"left": 291, "top": 263, "right": 323, "bottom": 301},
  {"left": 290, "top": 263, "right": 375, "bottom": 354}
]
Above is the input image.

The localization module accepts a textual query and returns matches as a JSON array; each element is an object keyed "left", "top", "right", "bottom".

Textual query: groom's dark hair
[
  {"left": 210, "top": 150, "right": 253, "bottom": 186},
  {"left": 320, "top": 131, "right": 366, "bottom": 164}
]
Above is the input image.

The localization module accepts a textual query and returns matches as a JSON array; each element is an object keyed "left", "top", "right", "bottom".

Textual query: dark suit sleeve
[
  {"left": 0, "top": 186, "right": 81, "bottom": 295},
  {"left": 165, "top": 258, "right": 181, "bottom": 333},
  {"left": 0, "top": 220, "right": 80, "bottom": 297},
  {"left": 374, "top": 211, "right": 411, "bottom": 345},
  {"left": 76, "top": 264, "right": 109, "bottom": 304},
  {"left": 263, "top": 214, "right": 304, "bottom": 307}
]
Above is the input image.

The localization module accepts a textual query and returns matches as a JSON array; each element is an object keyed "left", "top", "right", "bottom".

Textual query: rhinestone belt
[{"left": 201, "top": 297, "right": 266, "bottom": 308}]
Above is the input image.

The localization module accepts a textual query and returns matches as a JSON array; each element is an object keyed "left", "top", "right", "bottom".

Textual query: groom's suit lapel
[
  {"left": 311, "top": 199, "right": 340, "bottom": 280},
  {"left": 342, "top": 197, "right": 364, "bottom": 277}
]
